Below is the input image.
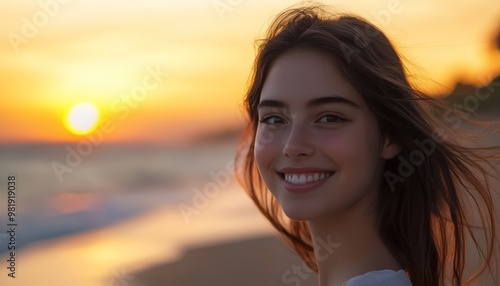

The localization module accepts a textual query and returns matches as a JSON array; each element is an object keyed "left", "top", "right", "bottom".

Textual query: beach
[
  {"left": 0, "top": 183, "right": 317, "bottom": 286},
  {"left": 0, "top": 126, "right": 499, "bottom": 286}
]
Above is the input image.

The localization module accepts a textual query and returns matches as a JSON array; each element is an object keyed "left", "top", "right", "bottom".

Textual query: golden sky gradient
[{"left": 0, "top": 0, "right": 499, "bottom": 144}]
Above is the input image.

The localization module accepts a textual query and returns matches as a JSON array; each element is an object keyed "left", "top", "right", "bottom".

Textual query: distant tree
[{"left": 442, "top": 26, "right": 500, "bottom": 115}]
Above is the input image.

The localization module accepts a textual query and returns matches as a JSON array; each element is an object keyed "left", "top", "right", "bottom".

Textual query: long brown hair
[{"left": 235, "top": 4, "right": 499, "bottom": 286}]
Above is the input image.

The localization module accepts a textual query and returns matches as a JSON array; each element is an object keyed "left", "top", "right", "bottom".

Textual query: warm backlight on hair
[{"left": 64, "top": 102, "right": 100, "bottom": 135}]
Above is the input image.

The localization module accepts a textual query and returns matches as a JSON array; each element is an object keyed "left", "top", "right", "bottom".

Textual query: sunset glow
[{"left": 0, "top": 0, "right": 499, "bottom": 144}]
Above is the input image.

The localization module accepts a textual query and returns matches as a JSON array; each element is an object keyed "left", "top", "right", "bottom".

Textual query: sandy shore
[
  {"left": 133, "top": 235, "right": 317, "bottom": 286},
  {"left": 0, "top": 185, "right": 316, "bottom": 286}
]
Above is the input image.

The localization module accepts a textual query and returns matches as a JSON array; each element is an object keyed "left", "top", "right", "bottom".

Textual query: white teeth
[
  {"left": 299, "top": 174, "right": 306, "bottom": 184},
  {"left": 283, "top": 172, "right": 333, "bottom": 185}
]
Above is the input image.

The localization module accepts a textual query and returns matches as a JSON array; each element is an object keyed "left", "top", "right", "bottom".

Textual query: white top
[{"left": 342, "top": 269, "right": 412, "bottom": 286}]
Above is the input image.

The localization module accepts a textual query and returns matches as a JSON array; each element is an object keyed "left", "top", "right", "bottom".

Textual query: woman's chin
[{"left": 281, "top": 206, "right": 318, "bottom": 221}]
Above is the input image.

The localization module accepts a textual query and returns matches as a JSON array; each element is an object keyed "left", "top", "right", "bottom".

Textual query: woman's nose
[{"left": 282, "top": 123, "right": 314, "bottom": 158}]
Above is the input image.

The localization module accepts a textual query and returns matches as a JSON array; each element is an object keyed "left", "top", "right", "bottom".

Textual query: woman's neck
[{"left": 308, "top": 206, "right": 402, "bottom": 286}]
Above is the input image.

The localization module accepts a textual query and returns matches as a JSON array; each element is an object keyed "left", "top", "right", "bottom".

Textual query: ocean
[{"left": 0, "top": 139, "right": 242, "bottom": 254}]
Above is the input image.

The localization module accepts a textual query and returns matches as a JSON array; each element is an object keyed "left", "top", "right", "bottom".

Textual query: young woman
[{"left": 235, "top": 4, "right": 499, "bottom": 286}]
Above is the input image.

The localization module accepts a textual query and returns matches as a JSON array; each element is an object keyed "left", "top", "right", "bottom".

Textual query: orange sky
[{"left": 0, "top": 0, "right": 499, "bottom": 144}]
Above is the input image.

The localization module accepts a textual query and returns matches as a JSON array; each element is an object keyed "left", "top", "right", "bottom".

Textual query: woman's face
[{"left": 254, "top": 49, "right": 399, "bottom": 221}]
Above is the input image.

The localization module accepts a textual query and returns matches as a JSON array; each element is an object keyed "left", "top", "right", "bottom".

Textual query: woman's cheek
[
  {"left": 320, "top": 131, "right": 353, "bottom": 158},
  {"left": 254, "top": 128, "right": 277, "bottom": 169},
  {"left": 256, "top": 127, "right": 280, "bottom": 150}
]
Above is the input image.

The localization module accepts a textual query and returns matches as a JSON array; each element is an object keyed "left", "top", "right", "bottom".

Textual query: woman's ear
[{"left": 380, "top": 136, "right": 401, "bottom": 160}]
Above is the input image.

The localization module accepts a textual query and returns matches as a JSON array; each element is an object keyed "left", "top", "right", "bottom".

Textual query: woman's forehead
[{"left": 260, "top": 50, "right": 365, "bottom": 108}]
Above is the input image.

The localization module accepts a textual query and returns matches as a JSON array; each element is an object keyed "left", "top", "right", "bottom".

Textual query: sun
[{"left": 64, "top": 102, "right": 100, "bottom": 135}]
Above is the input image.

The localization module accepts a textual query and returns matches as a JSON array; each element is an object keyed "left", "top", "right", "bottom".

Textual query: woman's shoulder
[{"left": 342, "top": 269, "right": 412, "bottom": 286}]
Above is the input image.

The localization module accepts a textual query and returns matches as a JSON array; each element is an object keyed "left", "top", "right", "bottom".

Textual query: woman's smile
[{"left": 277, "top": 167, "right": 335, "bottom": 193}]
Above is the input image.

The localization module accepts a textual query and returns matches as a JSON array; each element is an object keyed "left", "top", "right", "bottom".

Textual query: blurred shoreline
[
  {"left": 0, "top": 138, "right": 241, "bottom": 254},
  {"left": 0, "top": 184, "right": 279, "bottom": 286}
]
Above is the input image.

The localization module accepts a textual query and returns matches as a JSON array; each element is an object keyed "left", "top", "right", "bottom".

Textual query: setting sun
[{"left": 64, "top": 102, "right": 100, "bottom": 135}]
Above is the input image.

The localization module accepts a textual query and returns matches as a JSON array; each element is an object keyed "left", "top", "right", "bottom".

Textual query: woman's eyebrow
[
  {"left": 307, "top": 96, "right": 360, "bottom": 109},
  {"left": 257, "top": 96, "right": 360, "bottom": 109},
  {"left": 258, "top": 99, "right": 286, "bottom": 109}
]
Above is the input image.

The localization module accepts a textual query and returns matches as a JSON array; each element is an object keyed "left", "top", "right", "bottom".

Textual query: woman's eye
[
  {"left": 259, "top": 115, "right": 286, "bottom": 125},
  {"left": 318, "top": 114, "right": 345, "bottom": 123}
]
